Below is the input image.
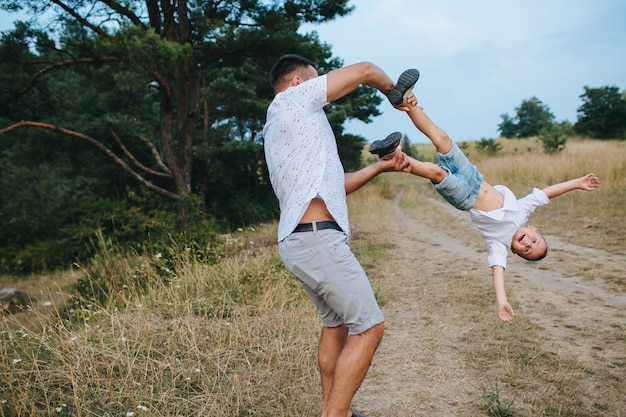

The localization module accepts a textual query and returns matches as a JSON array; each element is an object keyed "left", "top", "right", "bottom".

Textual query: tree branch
[
  {"left": 109, "top": 129, "right": 171, "bottom": 178},
  {"left": 12, "top": 57, "right": 124, "bottom": 100},
  {"left": 50, "top": 0, "right": 112, "bottom": 38},
  {"left": 97, "top": 0, "right": 146, "bottom": 29},
  {"left": 0, "top": 121, "right": 181, "bottom": 201},
  {"left": 130, "top": 134, "right": 172, "bottom": 174}
]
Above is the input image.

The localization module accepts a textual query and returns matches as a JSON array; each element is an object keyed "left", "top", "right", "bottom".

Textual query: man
[{"left": 263, "top": 54, "right": 418, "bottom": 417}]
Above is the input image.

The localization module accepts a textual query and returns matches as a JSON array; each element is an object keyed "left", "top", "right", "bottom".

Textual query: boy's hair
[
  {"left": 269, "top": 54, "right": 317, "bottom": 89},
  {"left": 516, "top": 233, "right": 548, "bottom": 262}
]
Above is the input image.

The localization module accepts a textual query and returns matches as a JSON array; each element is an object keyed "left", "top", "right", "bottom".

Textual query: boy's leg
[
  {"left": 406, "top": 105, "right": 452, "bottom": 154},
  {"left": 387, "top": 69, "right": 420, "bottom": 106},
  {"left": 369, "top": 132, "right": 402, "bottom": 159},
  {"left": 405, "top": 156, "right": 447, "bottom": 183}
]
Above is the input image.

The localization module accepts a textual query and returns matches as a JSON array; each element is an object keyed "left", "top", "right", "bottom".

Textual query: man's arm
[
  {"left": 326, "top": 62, "right": 395, "bottom": 103},
  {"left": 491, "top": 265, "right": 515, "bottom": 322},
  {"left": 541, "top": 173, "right": 600, "bottom": 200},
  {"left": 344, "top": 150, "right": 408, "bottom": 195}
]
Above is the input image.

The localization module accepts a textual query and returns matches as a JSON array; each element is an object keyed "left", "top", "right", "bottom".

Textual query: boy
[{"left": 371, "top": 100, "right": 600, "bottom": 322}]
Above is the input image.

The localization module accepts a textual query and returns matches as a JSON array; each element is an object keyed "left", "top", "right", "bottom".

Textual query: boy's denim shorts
[
  {"left": 432, "top": 141, "right": 483, "bottom": 211},
  {"left": 279, "top": 228, "right": 384, "bottom": 335}
]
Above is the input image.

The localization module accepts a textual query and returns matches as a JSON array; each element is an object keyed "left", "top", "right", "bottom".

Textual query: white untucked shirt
[
  {"left": 263, "top": 75, "right": 349, "bottom": 241},
  {"left": 468, "top": 186, "right": 549, "bottom": 269}
]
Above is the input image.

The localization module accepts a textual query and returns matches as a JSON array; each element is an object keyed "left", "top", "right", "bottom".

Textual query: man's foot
[
  {"left": 387, "top": 68, "right": 420, "bottom": 106},
  {"left": 369, "top": 131, "right": 402, "bottom": 159},
  {"left": 351, "top": 413, "right": 367, "bottom": 417}
]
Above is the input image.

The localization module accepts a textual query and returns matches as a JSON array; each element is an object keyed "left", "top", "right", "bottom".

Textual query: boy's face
[{"left": 511, "top": 225, "right": 547, "bottom": 260}]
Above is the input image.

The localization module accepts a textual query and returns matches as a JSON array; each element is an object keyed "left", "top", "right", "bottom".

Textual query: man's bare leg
[
  {"left": 320, "top": 322, "right": 384, "bottom": 417},
  {"left": 318, "top": 325, "right": 349, "bottom": 406}
]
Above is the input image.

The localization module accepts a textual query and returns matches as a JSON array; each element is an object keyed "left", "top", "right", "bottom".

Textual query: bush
[
  {"left": 475, "top": 138, "right": 502, "bottom": 155},
  {"left": 539, "top": 122, "right": 570, "bottom": 153}
]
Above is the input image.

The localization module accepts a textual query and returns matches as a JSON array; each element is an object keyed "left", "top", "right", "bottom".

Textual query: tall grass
[
  {"left": 0, "top": 224, "right": 321, "bottom": 416},
  {"left": 414, "top": 138, "right": 626, "bottom": 256},
  {"left": 0, "top": 139, "right": 624, "bottom": 416}
]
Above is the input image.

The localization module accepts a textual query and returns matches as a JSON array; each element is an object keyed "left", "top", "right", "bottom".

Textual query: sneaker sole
[
  {"left": 388, "top": 69, "right": 420, "bottom": 106},
  {"left": 369, "top": 131, "right": 402, "bottom": 158}
]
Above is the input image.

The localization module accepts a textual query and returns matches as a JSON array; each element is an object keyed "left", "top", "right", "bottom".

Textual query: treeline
[
  {"left": 1, "top": 1, "right": 624, "bottom": 275},
  {"left": 498, "top": 88, "right": 626, "bottom": 152},
  {"left": 0, "top": 0, "right": 380, "bottom": 274}
]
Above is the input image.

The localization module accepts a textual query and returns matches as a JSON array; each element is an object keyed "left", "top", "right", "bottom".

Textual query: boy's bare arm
[
  {"left": 542, "top": 173, "right": 600, "bottom": 200},
  {"left": 491, "top": 265, "right": 515, "bottom": 322}
]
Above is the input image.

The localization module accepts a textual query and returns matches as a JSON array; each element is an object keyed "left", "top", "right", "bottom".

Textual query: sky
[
  {"left": 1, "top": 1, "right": 625, "bottom": 143},
  {"left": 299, "top": 0, "right": 626, "bottom": 143}
]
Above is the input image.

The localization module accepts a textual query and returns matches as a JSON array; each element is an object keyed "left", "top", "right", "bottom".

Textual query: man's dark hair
[{"left": 269, "top": 54, "right": 317, "bottom": 89}]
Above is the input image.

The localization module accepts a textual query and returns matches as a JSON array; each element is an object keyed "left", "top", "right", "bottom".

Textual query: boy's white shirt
[
  {"left": 468, "top": 186, "right": 549, "bottom": 268},
  {"left": 263, "top": 74, "right": 349, "bottom": 242}
]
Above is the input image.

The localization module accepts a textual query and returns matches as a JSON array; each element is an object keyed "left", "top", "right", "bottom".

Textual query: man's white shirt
[{"left": 263, "top": 75, "right": 349, "bottom": 241}]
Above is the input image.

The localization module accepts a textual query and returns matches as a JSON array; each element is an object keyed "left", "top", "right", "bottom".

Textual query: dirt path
[{"left": 352, "top": 190, "right": 626, "bottom": 416}]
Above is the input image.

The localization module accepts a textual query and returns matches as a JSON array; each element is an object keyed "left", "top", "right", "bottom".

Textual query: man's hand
[
  {"left": 393, "top": 92, "right": 418, "bottom": 111},
  {"left": 498, "top": 301, "right": 515, "bottom": 322},
  {"left": 377, "top": 148, "right": 409, "bottom": 172},
  {"left": 577, "top": 173, "right": 600, "bottom": 191}
]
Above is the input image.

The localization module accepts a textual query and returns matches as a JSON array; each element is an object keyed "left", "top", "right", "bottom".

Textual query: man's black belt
[{"left": 293, "top": 220, "right": 342, "bottom": 233}]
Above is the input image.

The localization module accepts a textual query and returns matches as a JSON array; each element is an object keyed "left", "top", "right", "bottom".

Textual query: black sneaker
[
  {"left": 387, "top": 68, "right": 420, "bottom": 106},
  {"left": 369, "top": 131, "right": 402, "bottom": 159}
]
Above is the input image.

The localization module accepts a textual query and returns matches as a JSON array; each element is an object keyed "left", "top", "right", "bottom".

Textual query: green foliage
[
  {"left": 575, "top": 85, "right": 626, "bottom": 139},
  {"left": 475, "top": 137, "right": 502, "bottom": 155},
  {"left": 71, "top": 226, "right": 227, "bottom": 313},
  {"left": 71, "top": 231, "right": 155, "bottom": 309},
  {"left": 539, "top": 122, "right": 570, "bottom": 153},
  {"left": 0, "top": 0, "right": 373, "bottom": 273},
  {"left": 100, "top": 25, "right": 192, "bottom": 78},
  {"left": 337, "top": 133, "right": 367, "bottom": 171},
  {"left": 484, "top": 383, "right": 516, "bottom": 417},
  {"left": 499, "top": 96, "right": 555, "bottom": 138},
  {"left": 401, "top": 133, "right": 420, "bottom": 159}
]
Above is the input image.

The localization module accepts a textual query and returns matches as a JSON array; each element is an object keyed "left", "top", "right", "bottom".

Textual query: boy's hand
[
  {"left": 498, "top": 302, "right": 515, "bottom": 322},
  {"left": 578, "top": 173, "right": 600, "bottom": 191}
]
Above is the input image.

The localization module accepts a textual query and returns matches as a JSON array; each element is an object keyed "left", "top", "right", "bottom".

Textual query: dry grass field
[{"left": 0, "top": 138, "right": 624, "bottom": 416}]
